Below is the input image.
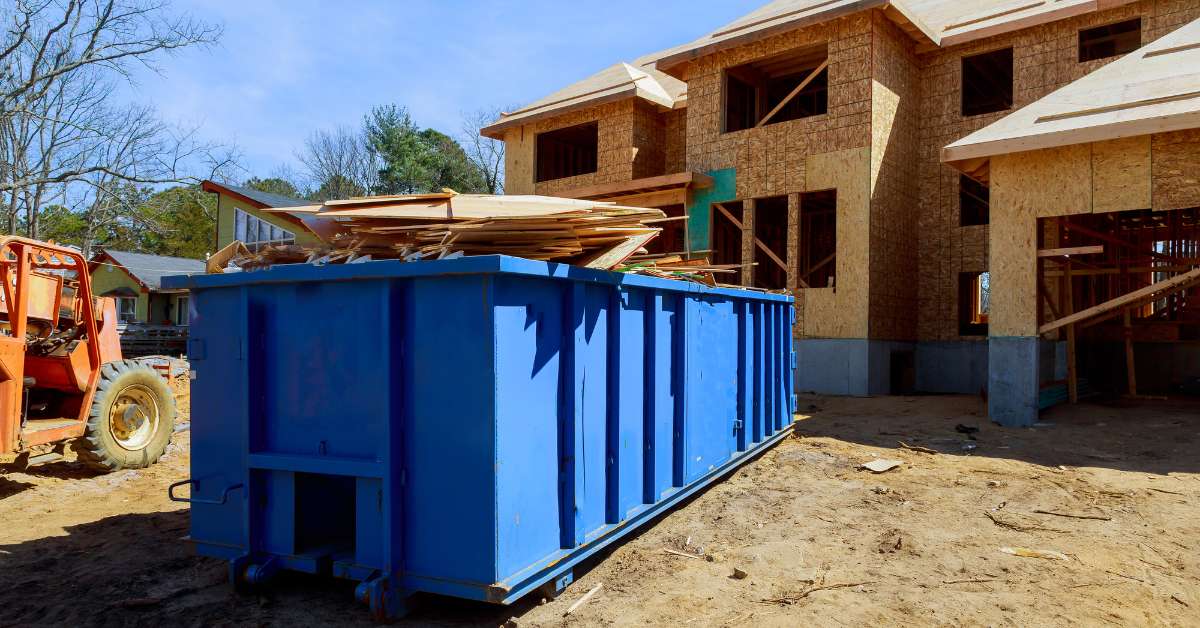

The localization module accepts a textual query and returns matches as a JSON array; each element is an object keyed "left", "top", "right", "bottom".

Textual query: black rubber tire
[{"left": 74, "top": 359, "right": 176, "bottom": 472}]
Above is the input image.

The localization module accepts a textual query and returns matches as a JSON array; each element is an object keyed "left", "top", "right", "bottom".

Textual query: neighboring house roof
[
  {"left": 943, "top": 17, "right": 1200, "bottom": 169},
  {"left": 487, "top": 0, "right": 1141, "bottom": 134},
  {"left": 481, "top": 54, "right": 687, "bottom": 139},
  {"left": 201, "top": 180, "right": 311, "bottom": 209},
  {"left": 92, "top": 250, "right": 205, "bottom": 291}
]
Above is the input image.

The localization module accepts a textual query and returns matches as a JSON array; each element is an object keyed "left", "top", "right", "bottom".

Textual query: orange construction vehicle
[{"left": 0, "top": 237, "right": 176, "bottom": 470}]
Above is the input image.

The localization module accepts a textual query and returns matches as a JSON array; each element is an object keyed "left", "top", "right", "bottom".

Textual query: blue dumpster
[{"left": 163, "top": 255, "right": 795, "bottom": 618}]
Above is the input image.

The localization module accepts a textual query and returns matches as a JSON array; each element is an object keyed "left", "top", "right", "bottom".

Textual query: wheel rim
[{"left": 108, "top": 384, "right": 160, "bottom": 451}]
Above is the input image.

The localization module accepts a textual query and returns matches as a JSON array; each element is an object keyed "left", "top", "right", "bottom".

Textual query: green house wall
[
  {"left": 214, "top": 191, "right": 323, "bottom": 250},
  {"left": 90, "top": 264, "right": 149, "bottom": 322}
]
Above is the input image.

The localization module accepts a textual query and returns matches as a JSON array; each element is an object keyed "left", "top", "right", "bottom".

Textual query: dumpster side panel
[
  {"left": 611, "top": 288, "right": 646, "bottom": 521},
  {"left": 648, "top": 293, "right": 679, "bottom": 500},
  {"left": 493, "top": 276, "right": 564, "bottom": 580},
  {"left": 188, "top": 286, "right": 249, "bottom": 553},
  {"left": 684, "top": 296, "right": 738, "bottom": 483},
  {"left": 254, "top": 281, "right": 390, "bottom": 460},
  {"left": 403, "top": 276, "right": 498, "bottom": 584}
]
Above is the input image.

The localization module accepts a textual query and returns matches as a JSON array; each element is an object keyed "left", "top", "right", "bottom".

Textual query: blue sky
[{"left": 121, "top": 0, "right": 762, "bottom": 182}]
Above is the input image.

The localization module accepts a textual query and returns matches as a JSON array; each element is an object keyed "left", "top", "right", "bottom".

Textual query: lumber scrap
[{"left": 1039, "top": 267, "right": 1200, "bottom": 334}]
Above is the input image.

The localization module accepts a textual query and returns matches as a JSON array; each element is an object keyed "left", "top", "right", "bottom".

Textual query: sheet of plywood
[
  {"left": 1092, "top": 136, "right": 1151, "bottom": 214},
  {"left": 1151, "top": 129, "right": 1200, "bottom": 211},
  {"left": 802, "top": 146, "right": 871, "bottom": 339},
  {"left": 988, "top": 152, "right": 1041, "bottom": 337}
]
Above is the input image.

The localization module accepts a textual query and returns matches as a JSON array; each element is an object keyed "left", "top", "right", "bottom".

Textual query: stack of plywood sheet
[{"left": 232, "top": 192, "right": 669, "bottom": 271}]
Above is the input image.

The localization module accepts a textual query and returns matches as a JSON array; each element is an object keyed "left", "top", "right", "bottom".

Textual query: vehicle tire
[{"left": 75, "top": 359, "right": 176, "bottom": 472}]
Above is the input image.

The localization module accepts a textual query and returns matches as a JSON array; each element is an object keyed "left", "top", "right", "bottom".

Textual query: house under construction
[{"left": 482, "top": 0, "right": 1200, "bottom": 427}]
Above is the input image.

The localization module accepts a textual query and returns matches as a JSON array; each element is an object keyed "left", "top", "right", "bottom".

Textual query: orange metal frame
[{"left": 0, "top": 237, "right": 105, "bottom": 454}]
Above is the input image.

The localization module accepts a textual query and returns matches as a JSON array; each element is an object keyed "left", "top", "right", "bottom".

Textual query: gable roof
[
  {"left": 93, "top": 250, "right": 205, "bottom": 291},
  {"left": 481, "top": 54, "right": 686, "bottom": 139},
  {"left": 943, "top": 17, "right": 1200, "bottom": 170},
  {"left": 486, "top": 0, "right": 1142, "bottom": 135},
  {"left": 655, "top": 0, "right": 1141, "bottom": 73},
  {"left": 201, "top": 180, "right": 311, "bottom": 209}
]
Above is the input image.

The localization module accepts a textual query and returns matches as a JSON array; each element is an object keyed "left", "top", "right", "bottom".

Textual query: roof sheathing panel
[{"left": 943, "top": 17, "right": 1200, "bottom": 165}]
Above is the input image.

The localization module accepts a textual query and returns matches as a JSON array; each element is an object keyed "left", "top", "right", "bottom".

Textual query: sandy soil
[{"left": 1, "top": 385, "right": 1197, "bottom": 627}]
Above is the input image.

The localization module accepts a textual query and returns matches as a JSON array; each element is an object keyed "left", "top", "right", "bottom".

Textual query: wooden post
[
  {"left": 1064, "top": 258, "right": 1078, "bottom": 404},
  {"left": 1123, "top": 308, "right": 1137, "bottom": 397},
  {"left": 786, "top": 193, "right": 800, "bottom": 293},
  {"left": 741, "top": 199, "right": 755, "bottom": 287}
]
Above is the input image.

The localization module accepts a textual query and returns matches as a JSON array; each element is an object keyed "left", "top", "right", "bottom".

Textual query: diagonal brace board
[
  {"left": 755, "top": 59, "right": 830, "bottom": 129},
  {"left": 1039, "top": 267, "right": 1200, "bottom": 335},
  {"left": 714, "top": 202, "right": 806, "bottom": 288}
]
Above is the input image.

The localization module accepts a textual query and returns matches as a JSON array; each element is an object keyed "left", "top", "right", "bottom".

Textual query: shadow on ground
[
  {"left": 792, "top": 393, "right": 1200, "bottom": 476},
  {"left": 0, "top": 508, "right": 606, "bottom": 627}
]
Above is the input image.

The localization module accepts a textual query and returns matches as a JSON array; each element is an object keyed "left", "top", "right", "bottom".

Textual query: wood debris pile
[
  {"left": 217, "top": 192, "right": 711, "bottom": 275},
  {"left": 616, "top": 256, "right": 742, "bottom": 287}
]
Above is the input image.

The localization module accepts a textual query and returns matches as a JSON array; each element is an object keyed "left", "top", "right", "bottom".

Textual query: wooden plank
[
  {"left": 714, "top": 202, "right": 790, "bottom": 276},
  {"left": 578, "top": 231, "right": 659, "bottom": 269},
  {"left": 1040, "top": 267, "right": 1200, "bottom": 334},
  {"left": 755, "top": 59, "right": 829, "bottom": 129},
  {"left": 1037, "top": 245, "right": 1104, "bottom": 258}
]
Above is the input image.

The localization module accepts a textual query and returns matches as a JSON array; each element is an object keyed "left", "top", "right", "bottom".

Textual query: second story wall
[{"left": 502, "top": 100, "right": 684, "bottom": 197}]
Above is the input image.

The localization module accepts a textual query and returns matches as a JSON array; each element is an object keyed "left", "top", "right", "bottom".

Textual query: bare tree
[
  {"left": 297, "top": 126, "right": 380, "bottom": 201},
  {"left": 0, "top": 0, "right": 223, "bottom": 238},
  {"left": 460, "top": 107, "right": 506, "bottom": 194}
]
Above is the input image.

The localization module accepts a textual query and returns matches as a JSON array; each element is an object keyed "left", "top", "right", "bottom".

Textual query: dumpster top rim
[{"left": 161, "top": 255, "right": 794, "bottom": 303}]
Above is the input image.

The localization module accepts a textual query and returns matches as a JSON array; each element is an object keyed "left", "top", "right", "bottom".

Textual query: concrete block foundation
[{"left": 988, "top": 336, "right": 1041, "bottom": 427}]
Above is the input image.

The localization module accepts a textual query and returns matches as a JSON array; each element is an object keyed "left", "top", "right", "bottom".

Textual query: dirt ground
[{"left": 1, "top": 383, "right": 1198, "bottom": 627}]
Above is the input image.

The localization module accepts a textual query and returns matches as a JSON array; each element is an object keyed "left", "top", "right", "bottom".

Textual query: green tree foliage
[
  {"left": 25, "top": 185, "right": 216, "bottom": 259},
  {"left": 244, "top": 177, "right": 303, "bottom": 200},
  {"left": 364, "top": 105, "right": 488, "bottom": 195}
]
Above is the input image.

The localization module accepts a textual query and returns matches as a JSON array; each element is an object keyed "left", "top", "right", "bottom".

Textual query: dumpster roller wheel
[{"left": 75, "top": 359, "right": 176, "bottom": 471}]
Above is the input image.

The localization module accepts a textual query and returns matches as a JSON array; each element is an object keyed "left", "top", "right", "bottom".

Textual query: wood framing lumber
[
  {"left": 1037, "top": 245, "right": 1104, "bottom": 258},
  {"left": 1063, "top": 221, "right": 1184, "bottom": 263},
  {"left": 713, "top": 202, "right": 796, "bottom": 282},
  {"left": 1039, "top": 267, "right": 1200, "bottom": 334},
  {"left": 756, "top": 58, "right": 830, "bottom": 128}
]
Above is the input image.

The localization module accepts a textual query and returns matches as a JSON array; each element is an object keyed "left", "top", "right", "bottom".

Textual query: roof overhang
[
  {"left": 943, "top": 17, "right": 1200, "bottom": 179},
  {"left": 481, "top": 64, "right": 682, "bottom": 140},
  {"left": 655, "top": 0, "right": 890, "bottom": 77}
]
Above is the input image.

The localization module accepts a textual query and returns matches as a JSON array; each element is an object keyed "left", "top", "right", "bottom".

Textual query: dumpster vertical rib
[
  {"left": 752, "top": 302, "right": 764, "bottom": 443},
  {"left": 239, "top": 286, "right": 254, "bottom": 556},
  {"left": 605, "top": 287, "right": 620, "bottom": 525},
  {"left": 671, "top": 294, "right": 687, "bottom": 489},
  {"left": 641, "top": 290, "right": 657, "bottom": 505},
  {"left": 558, "top": 282, "right": 581, "bottom": 548},
  {"left": 736, "top": 301, "right": 749, "bottom": 451}
]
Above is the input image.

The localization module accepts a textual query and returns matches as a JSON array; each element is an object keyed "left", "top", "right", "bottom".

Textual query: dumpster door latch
[{"left": 732, "top": 418, "right": 744, "bottom": 434}]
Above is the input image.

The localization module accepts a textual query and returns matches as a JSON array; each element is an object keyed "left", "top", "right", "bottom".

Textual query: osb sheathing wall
[
  {"left": 500, "top": 100, "right": 639, "bottom": 197},
  {"left": 682, "top": 13, "right": 875, "bottom": 340},
  {"left": 915, "top": 0, "right": 1200, "bottom": 342},
  {"left": 663, "top": 109, "right": 687, "bottom": 174},
  {"left": 503, "top": 101, "right": 684, "bottom": 196},
  {"left": 868, "top": 13, "right": 920, "bottom": 342},
  {"left": 682, "top": 13, "right": 874, "bottom": 199},
  {"left": 989, "top": 132, "right": 1200, "bottom": 337},
  {"left": 631, "top": 101, "right": 667, "bottom": 180}
]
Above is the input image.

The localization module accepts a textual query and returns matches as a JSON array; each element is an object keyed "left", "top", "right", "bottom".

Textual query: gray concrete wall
[
  {"left": 915, "top": 340, "right": 988, "bottom": 394},
  {"left": 796, "top": 339, "right": 915, "bottom": 397},
  {"left": 988, "top": 336, "right": 1041, "bottom": 427}
]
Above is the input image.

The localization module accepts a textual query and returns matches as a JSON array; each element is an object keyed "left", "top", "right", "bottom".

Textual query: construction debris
[
  {"left": 999, "top": 547, "right": 1070, "bottom": 561},
  {"left": 860, "top": 459, "right": 903, "bottom": 474},
  {"left": 219, "top": 192, "right": 723, "bottom": 274}
]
